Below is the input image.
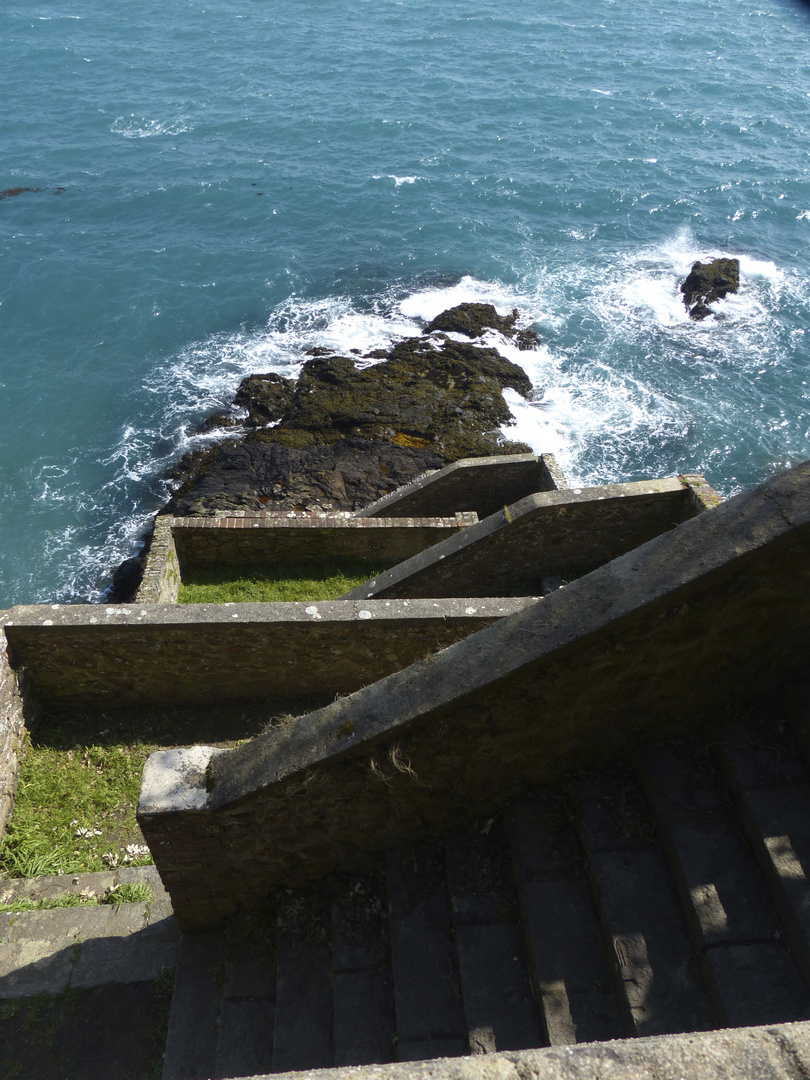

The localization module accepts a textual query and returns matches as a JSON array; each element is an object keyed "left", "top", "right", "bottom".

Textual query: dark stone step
[
  {"left": 641, "top": 740, "right": 810, "bottom": 1027},
  {"left": 577, "top": 769, "right": 714, "bottom": 1038},
  {"left": 507, "top": 795, "right": 622, "bottom": 1045},
  {"left": 161, "top": 931, "right": 226, "bottom": 1080},
  {"left": 212, "top": 914, "right": 276, "bottom": 1079},
  {"left": 331, "top": 870, "right": 396, "bottom": 1066},
  {"left": 272, "top": 891, "right": 333, "bottom": 1072},
  {"left": 386, "top": 843, "right": 467, "bottom": 1062},
  {"left": 445, "top": 823, "right": 542, "bottom": 1053},
  {"left": 715, "top": 718, "right": 810, "bottom": 989}
]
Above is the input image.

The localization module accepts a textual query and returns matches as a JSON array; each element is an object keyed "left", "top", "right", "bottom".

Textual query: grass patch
[
  {"left": 177, "top": 558, "right": 395, "bottom": 604},
  {"left": 0, "top": 882, "right": 152, "bottom": 913},
  {"left": 104, "top": 882, "right": 152, "bottom": 909},
  {"left": 0, "top": 718, "right": 157, "bottom": 879}
]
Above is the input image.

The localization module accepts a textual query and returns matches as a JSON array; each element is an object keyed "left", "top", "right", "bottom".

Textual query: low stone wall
[
  {"left": 136, "top": 512, "right": 478, "bottom": 604},
  {"left": 0, "top": 627, "right": 26, "bottom": 845},
  {"left": 358, "top": 453, "right": 568, "bottom": 519},
  {"left": 2, "top": 598, "right": 533, "bottom": 708},
  {"left": 344, "top": 474, "right": 721, "bottom": 600},
  {"left": 137, "top": 462, "right": 810, "bottom": 928},
  {"left": 220, "top": 1020, "right": 810, "bottom": 1080}
]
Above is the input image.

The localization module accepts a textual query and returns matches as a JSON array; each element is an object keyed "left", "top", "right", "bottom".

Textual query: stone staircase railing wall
[
  {"left": 343, "top": 474, "right": 720, "bottom": 601},
  {"left": 356, "top": 451, "right": 568, "bottom": 519},
  {"left": 137, "top": 461, "right": 810, "bottom": 929}
]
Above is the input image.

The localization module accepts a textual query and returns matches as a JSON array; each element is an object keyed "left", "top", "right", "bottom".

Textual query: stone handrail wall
[
  {"left": 137, "top": 462, "right": 810, "bottom": 928},
  {"left": 343, "top": 475, "right": 721, "bottom": 601},
  {"left": 358, "top": 452, "right": 568, "bottom": 519}
]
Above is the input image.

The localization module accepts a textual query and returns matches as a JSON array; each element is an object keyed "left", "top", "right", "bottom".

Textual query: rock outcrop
[
  {"left": 106, "top": 303, "right": 539, "bottom": 598},
  {"left": 680, "top": 257, "right": 740, "bottom": 320},
  {"left": 165, "top": 307, "right": 537, "bottom": 517},
  {"left": 425, "top": 302, "right": 539, "bottom": 349}
]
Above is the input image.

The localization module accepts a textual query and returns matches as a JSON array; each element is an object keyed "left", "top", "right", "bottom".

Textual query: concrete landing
[{"left": 0, "top": 865, "right": 178, "bottom": 999}]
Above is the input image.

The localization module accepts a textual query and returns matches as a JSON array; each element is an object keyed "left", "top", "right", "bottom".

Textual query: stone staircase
[{"left": 155, "top": 695, "right": 810, "bottom": 1079}]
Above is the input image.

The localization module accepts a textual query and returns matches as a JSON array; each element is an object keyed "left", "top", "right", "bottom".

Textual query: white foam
[{"left": 110, "top": 115, "right": 193, "bottom": 139}]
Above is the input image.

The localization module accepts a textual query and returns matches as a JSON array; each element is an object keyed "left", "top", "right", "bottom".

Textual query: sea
[{"left": 2, "top": 0, "right": 810, "bottom": 608}]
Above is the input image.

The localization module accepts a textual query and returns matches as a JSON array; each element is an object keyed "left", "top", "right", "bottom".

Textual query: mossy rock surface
[
  {"left": 680, "top": 257, "right": 740, "bottom": 320},
  {"left": 164, "top": 305, "right": 537, "bottom": 516}
]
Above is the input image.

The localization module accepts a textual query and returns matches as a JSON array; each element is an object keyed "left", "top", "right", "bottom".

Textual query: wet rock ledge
[{"left": 164, "top": 302, "right": 539, "bottom": 517}]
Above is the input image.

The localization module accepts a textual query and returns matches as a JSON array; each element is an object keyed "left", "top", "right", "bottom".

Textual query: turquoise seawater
[{"left": 2, "top": 0, "right": 810, "bottom": 606}]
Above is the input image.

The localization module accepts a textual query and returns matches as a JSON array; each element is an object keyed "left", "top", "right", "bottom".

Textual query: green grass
[
  {"left": 177, "top": 559, "right": 395, "bottom": 604},
  {"left": 0, "top": 723, "right": 157, "bottom": 879},
  {"left": 0, "top": 883, "right": 152, "bottom": 913}
]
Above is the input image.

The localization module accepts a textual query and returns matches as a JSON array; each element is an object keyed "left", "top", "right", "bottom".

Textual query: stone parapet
[
  {"left": 135, "top": 511, "right": 478, "bottom": 604},
  {"left": 344, "top": 474, "right": 722, "bottom": 601},
  {"left": 221, "top": 1021, "right": 810, "bottom": 1080},
  {"left": 2, "top": 597, "right": 533, "bottom": 708},
  {"left": 137, "top": 462, "right": 810, "bottom": 928},
  {"left": 358, "top": 453, "right": 568, "bottom": 519}
]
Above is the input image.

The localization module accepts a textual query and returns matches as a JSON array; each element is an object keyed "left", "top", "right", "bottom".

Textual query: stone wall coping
[
  {"left": 221, "top": 1020, "right": 810, "bottom": 1080},
  {"left": 341, "top": 475, "right": 697, "bottom": 601},
  {"left": 1, "top": 596, "right": 535, "bottom": 632},
  {"left": 140, "top": 746, "right": 224, "bottom": 814},
  {"left": 169, "top": 512, "right": 479, "bottom": 529},
  {"left": 205, "top": 460, "right": 809, "bottom": 809}
]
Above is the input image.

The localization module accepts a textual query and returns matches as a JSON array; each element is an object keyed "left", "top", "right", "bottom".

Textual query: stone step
[
  {"left": 331, "top": 869, "right": 395, "bottom": 1067},
  {"left": 715, "top": 713, "right": 810, "bottom": 990},
  {"left": 445, "top": 822, "right": 542, "bottom": 1054},
  {"left": 386, "top": 843, "right": 467, "bottom": 1062},
  {"left": 576, "top": 767, "right": 714, "bottom": 1037},
  {"left": 272, "top": 891, "right": 333, "bottom": 1072},
  {"left": 161, "top": 931, "right": 226, "bottom": 1080},
  {"left": 507, "top": 794, "right": 622, "bottom": 1046},
  {"left": 0, "top": 865, "right": 179, "bottom": 1000},
  {"left": 640, "top": 739, "right": 810, "bottom": 1027},
  {"left": 212, "top": 914, "right": 276, "bottom": 1080}
]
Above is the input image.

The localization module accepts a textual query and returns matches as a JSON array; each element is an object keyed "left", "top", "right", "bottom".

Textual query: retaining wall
[
  {"left": 1, "top": 598, "right": 532, "bottom": 709},
  {"left": 344, "top": 474, "right": 722, "bottom": 600},
  {"left": 0, "top": 631, "right": 25, "bottom": 844},
  {"left": 358, "top": 452, "right": 568, "bottom": 519},
  {"left": 137, "top": 462, "right": 810, "bottom": 928},
  {"left": 136, "top": 512, "right": 478, "bottom": 604}
]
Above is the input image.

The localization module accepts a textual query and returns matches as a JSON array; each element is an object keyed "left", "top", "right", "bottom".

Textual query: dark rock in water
[
  {"left": 232, "top": 372, "right": 296, "bottom": 427},
  {"left": 166, "top": 437, "right": 447, "bottom": 516},
  {"left": 426, "top": 302, "right": 518, "bottom": 338},
  {"left": 164, "top": 333, "right": 534, "bottom": 515},
  {"left": 0, "top": 186, "right": 43, "bottom": 201},
  {"left": 680, "top": 257, "right": 740, "bottom": 320},
  {"left": 106, "top": 544, "right": 149, "bottom": 603}
]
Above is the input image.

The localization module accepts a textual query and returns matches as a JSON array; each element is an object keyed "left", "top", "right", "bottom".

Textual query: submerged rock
[
  {"left": 680, "top": 257, "right": 740, "bottom": 320},
  {"left": 0, "top": 186, "right": 43, "bottom": 201}
]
